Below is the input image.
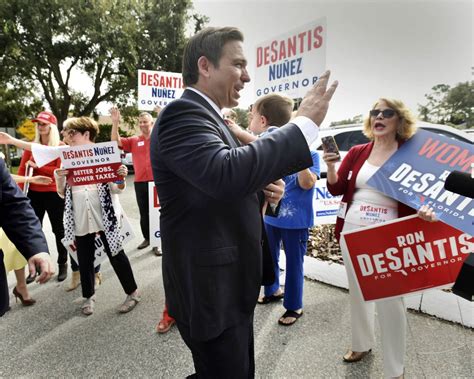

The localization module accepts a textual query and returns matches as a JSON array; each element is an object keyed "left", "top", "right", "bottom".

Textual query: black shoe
[
  {"left": 57, "top": 264, "right": 68, "bottom": 282},
  {"left": 26, "top": 273, "right": 36, "bottom": 284},
  {"left": 137, "top": 239, "right": 150, "bottom": 249}
]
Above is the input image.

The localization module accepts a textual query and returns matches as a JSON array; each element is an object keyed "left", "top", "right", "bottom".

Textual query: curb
[{"left": 302, "top": 255, "right": 473, "bottom": 328}]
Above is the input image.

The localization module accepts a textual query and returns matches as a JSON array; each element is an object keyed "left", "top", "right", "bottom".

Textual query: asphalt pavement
[{"left": 1, "top": 175, "right": 472, "bottom": 378}]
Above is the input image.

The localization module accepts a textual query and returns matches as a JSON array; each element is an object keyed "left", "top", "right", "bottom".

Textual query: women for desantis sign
[
  {"left": 60, "top": 141, "right": 122, "bottom": 186},
  {"left": 340, "top": 215, "right": 472, "bottom": 302},
  {"left": 254, "top": 18, "right": 326, "bottom": 99},
  {"left": 367, "top": 129, "right": 473, "bottom": 234},
  {"left": 137, "top": 69, "right": 185, "bottom": 110}
]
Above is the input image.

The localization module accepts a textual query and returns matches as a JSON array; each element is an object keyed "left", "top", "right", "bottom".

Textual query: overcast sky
[{"left": 191, "top": 0, "right": 472, "bottom": 126}]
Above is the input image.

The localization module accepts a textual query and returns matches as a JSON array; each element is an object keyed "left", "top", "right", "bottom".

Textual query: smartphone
[{"left": 321, "top": 136, "right": 341, "bottom": 160}]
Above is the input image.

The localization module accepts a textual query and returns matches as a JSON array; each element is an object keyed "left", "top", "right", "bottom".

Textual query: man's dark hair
[{"left": 182, "top": 27, "right": 244, "bottom": 86}]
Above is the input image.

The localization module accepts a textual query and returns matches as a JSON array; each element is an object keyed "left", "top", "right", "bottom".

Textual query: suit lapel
[{"left": 182, "top": 89, "right": 241, "bottom": 148}]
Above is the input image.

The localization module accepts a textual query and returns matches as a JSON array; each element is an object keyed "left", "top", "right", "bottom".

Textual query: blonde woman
[
  {"left": 16, "top": 112, "right": 68, "bottom": 282},
  {"left": 325, "top": 98, "right": 436, "bottom": 379}
]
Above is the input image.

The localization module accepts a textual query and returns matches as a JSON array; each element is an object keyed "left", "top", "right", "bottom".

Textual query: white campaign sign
[
  {"left": 60, "top": 141, "right": 120, "bottom": 169},
  {"left": 254, "top": 18, "right": 326, "bottom": 100},
  {"left": 149, "top": 182, "right": 161, "bottom": 248},
  {"left": 65, "top": 212, "right": 135, "bottom": 267},
  {"left": 137, "top": 69, "right": 185, "bottom": 110},
  {"left": 312, "top": 179, "right": 342, "bottom": 225}
]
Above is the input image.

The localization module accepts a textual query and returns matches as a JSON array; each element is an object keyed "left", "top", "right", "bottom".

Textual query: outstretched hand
[
  {"left": 110, "top": 107, "right": 121, "bottom": 125},
  {"left": 30, "top": 175, "right": 53, "bottom": 185},
  {"left": 0, "top": 132, "right": 13, "bottom": 145},
  {"left": 296, "top": 70, "right": 338, "bottom": 127},
  {"left": 28, "top": 252, "right": 54, "bottom": 284}
]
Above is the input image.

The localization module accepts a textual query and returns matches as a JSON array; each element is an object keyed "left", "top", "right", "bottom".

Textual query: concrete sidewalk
[{"left": 1, "top": 177, "right": 472, "bottom": 378}]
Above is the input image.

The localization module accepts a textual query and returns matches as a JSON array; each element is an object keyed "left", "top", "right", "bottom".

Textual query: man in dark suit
[
  {"left": 0, "top": 158, "right": 55, "bottom": 316},
  {"left": 151, "top": 26, "right": 337, "bottom": 377}
]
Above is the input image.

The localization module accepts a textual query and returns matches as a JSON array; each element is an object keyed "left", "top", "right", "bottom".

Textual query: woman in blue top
[{"left": 228, "top": 93, "right": 319, "bottom": 325}]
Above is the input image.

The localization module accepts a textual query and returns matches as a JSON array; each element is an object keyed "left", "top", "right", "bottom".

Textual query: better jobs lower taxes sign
[
  {"left": 138, "top": 69, "right": 185, "bottom": 110},
  {"left": 61, "top": 141, "right": 122, "bottom": 186}
]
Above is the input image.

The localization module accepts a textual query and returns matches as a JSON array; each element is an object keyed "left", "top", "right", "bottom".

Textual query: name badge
[
  {"left": 337, "top": 201, "right": 347, "bottom": 219},
  {"left": 138, "top": 141, "right": 145, "bottom": 147}
]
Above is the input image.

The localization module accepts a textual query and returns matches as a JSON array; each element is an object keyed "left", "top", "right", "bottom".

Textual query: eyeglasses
[
  {"left": 369, "top": 109, "right": 397, "bottom": 118},
  {"left": 62, "top": 129, "right": 79, "bottom": 137},
  {"left": 37, "top": 122, "right": 49, "bottom": 127}
]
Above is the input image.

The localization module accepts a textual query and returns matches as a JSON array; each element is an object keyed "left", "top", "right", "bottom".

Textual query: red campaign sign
[
  {"left": 67, "top": 162, "right": 122, "bottom": 186},
  {"left": 340, "top": 215, "right": 473, "bottom": 301},
  {"left": 153, "top": 185, "right": 160, "bottom": 208}
]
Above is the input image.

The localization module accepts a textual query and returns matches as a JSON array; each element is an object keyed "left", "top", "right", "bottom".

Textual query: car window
[
  {"left": 422, "top": 128, "right": 472, "bottom": 144},
  {"left": 347, "top": 131, "right": 370, "bottom": 149},
  {"left": 333, "top": 132, "right": 352, "bottom": 151},
  {"left": 333, "top": 131, "right": 370, "bottom": 151}
]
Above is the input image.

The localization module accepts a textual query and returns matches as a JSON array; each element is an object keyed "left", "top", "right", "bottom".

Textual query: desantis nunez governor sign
[
  {"left": 254, "top": 18, "right": 326, "bottom": 99},
  {"left": 138, "top": 69, "right": 185, "bottom": 111}
]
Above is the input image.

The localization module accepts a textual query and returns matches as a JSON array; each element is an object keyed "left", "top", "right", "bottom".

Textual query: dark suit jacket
[
  {"left": 151, "top": 89, "right": 312, "bottom": 341},
  {"left": 0, "top": 158, "right": 48, "bottom": 259}
]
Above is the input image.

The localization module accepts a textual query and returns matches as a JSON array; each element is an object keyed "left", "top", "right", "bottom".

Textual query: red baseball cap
[{"left": 32, "top": 111, "right": 57, "bottom": 125}]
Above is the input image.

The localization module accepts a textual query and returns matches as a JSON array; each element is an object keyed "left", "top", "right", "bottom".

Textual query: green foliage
[
  {"left": 233, "top": 108, "right": 249, "bottom": 129},
  {"left": 418, "top": 82, "right": 474, "bottom": 127},
  {"left": 0, "top": 85, "right": 43, "bottom": 129},
  {"left": 119, "top": 106, "right": 141, "bottom": 130},
  {"left": 0, "top": 0, "right": 206, "bottom": 128},
  {"left": 330, "top": 114, "right": 363, "bottom": 127},
  {"left": 96, "top": 123, "right": 132, "bottom": 143}
]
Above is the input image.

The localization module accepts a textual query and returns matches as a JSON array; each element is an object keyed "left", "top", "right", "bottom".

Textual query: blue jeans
[{"left": 264, "top": 225, "right": 309, "bottom": 311}]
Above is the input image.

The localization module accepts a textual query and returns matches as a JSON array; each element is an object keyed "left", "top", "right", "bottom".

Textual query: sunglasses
[
  {"left": 37, "top": 122, "right": 49, "bottom": 127},
  {"left": 369, "top": 109, "right": 397, "bottom": 118}
]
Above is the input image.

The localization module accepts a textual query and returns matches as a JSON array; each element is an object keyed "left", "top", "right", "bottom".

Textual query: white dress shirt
[{"left": 70, "top": 183, "right": 123, "bottom": 236}]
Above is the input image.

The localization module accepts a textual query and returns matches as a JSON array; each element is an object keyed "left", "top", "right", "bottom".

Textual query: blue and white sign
[
  {"left": 367, "top": 129, "right": 473, "bottom": 234},
  {"left": 313, "top": 179, "right": 342, "bottom": 225}
]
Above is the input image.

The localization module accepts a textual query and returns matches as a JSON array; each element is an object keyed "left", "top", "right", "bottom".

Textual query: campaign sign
[
  {"left": 367, "top": 129, "right": 474, "bottom": 234},
  {"left": 65, "top": 213, "right": 135, "bottom": 267},
  {"left": 148, "top": 182, "right": 162, "bottom": 248},
  {"left": 254, "top": 18, "right": 326, "bottom": 100},
  {"left": 340, "top": 215, "right": 473, "bottom": 301},
  {"left": 313, "top": 179, "right": 342, "bottom": 225},
  {"left": 138, "top": 69, "right": 185, "bottom": 110},
  {"left": 60, "top": 141, "right": 122, "bottom": 186}
]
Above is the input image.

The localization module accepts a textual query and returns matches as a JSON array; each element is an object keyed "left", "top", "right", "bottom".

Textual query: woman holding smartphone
[{"left": 324, "top": 98, "right": 436, "bottom": 379}]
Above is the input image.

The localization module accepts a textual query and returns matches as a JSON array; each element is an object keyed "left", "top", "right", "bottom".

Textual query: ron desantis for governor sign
[
  {"left": 340, "top": 215, "right": 472, "bottom": 302},
  {"left": 367, "top": 129, "right": 473, "bottom": 234}
]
